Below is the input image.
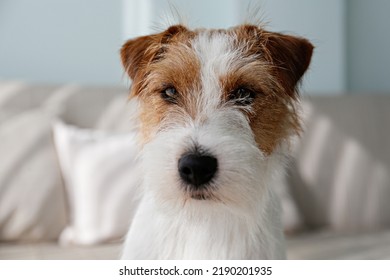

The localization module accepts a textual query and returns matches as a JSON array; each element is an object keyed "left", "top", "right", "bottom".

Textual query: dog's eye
[
  {"left": 230, "top": 87, "right": 256, "bottom": 105},
  {"left": 161, "top": 87, "right": 177, "bottom": 103}
]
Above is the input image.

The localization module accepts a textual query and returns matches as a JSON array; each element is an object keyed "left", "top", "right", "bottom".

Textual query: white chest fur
[{"left": 121, "top": 187, "right": 286, "bottom": 260}]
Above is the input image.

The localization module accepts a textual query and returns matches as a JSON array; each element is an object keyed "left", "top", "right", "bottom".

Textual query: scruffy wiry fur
[{"left": 120, "top": 23, "right": 313, "bottom": 259}]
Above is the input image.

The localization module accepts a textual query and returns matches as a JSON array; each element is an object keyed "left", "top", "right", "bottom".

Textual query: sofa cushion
[
  {"left": 0, "top": 109, "right": 67, "bottom": 241},
  {"left": 41, "top": 85, "right": 127, "bottom": 128},
  {"left": 289, "top": 95, "right": 390, "bottom": 231},
  {"left": 95, "top": 94, "right": 137, "bottom": 133},
  {"left": 287, "top": 229, "right": 390, "bottom": 259},
  {"left": 3, "top": 230, "right": 390, "bottom": 260},
  {"left": 0, "top": 81, "right": 58, "bottom": 124},
  {"left": 0, "top": 242, "right": 121, "bottom": 260}
]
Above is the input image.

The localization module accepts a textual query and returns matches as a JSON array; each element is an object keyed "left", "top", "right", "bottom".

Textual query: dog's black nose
[{"left": 178, "top": 154, "right": 218, "bottom": 187}]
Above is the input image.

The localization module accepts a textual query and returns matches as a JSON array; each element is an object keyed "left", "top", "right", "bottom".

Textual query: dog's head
[{"left": 121, "top": 24, "right": 313, "bottom": 208}]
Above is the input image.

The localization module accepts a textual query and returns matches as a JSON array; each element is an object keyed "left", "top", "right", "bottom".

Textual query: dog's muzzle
[{"left": 178, "top": 153, "right": 218, "bottom": 188}]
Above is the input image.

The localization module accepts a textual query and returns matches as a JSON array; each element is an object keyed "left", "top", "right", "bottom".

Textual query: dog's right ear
[
  {"left": 120, "top": 34, "right": 157, "bottom": 81},
  {"left": 120, "top": 25, "right": 189, "bottom": 81}
]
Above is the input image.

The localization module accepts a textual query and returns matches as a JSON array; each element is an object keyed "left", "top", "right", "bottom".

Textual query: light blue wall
[
  {"left": 243, "top": 0, "right": 347, "bottom": 94},
  {"left": 347, "top": 0, "right": 390, "bottom": 92},
  {"left": 0, "top": 0, "right": 123, "bottom": 86},
  {"left": 2, "top": 0, "right": 388, "bottom": 93},
  {"left": 122, "top": 0, "right": 347, "bottom": 94},
  {"left": 122, "top": 0, "right": 243, "bottom": 38}
]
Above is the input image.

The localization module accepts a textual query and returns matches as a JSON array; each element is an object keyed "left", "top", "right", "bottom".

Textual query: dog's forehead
[
  {"left": 190, "top": 28, "right": 256, "bottom": 70},
  {"left": 158, "top": 27, "right": 258, "bottom": 77},
  {"left": 191, "top": 30, "right": 236, "bottom": 57},
  {"left": 191, "top": 31, "right": 240, "bottom": 76}
]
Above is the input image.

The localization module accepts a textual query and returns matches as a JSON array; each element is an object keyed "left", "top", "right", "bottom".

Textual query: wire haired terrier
[{"left": 120, "top": 23, "right": 313, "bottom": 259}]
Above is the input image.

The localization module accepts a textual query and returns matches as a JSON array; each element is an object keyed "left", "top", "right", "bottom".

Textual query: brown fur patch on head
[
  {"left": 121, "top": 25, "right": 188, "bottom": 76},
  {"left": 221, "top": 25, "right": 314, "bottom": 154},
  {"left": 120, "top": 25, "right": 201, "bottom": 143}
]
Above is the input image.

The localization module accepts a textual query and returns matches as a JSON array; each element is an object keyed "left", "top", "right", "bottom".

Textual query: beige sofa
[{"left": 1, "top": 81, "right": 389, "bottom": 259}]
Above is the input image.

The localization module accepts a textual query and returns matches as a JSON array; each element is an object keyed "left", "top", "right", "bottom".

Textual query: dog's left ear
[{"left": 264, "top": 32, "right": 314, "bottom": 96}]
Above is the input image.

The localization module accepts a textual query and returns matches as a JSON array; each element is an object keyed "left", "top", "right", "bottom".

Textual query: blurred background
[
  {"left": 1, "top": 0, "right": 390, "bottom": 260},
  {"left": 1, "top": 0, "right": 390, "bottom": 93}
]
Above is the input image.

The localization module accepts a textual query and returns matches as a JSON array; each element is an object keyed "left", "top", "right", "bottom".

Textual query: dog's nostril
[
  {"left": 178, "top": 154, "right": 218, "bottom": 187},
  {"left": 181, "top": 167, "right": 192, "bottom": 175}
]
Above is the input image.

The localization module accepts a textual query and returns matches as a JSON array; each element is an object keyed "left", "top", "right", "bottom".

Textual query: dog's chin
[
  {"left": 186, "top": 188, "right": 215, "bottom": 201},
  {"left": 190, "top": 193, "right": 209, "bottom": 200}
]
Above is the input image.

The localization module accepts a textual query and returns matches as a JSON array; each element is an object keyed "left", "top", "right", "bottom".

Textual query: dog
[{"left": 120, "top": 23, "right": 313, "bottom": 259}]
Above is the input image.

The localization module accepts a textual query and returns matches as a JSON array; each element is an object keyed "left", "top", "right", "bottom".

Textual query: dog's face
[{"left": 121, "top": 25, "right": 313, "bottom": 208}]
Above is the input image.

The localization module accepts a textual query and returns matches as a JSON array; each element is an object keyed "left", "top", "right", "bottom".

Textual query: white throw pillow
[{"left": 52, "top": 120, "right": 141, "bottom": 245}]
